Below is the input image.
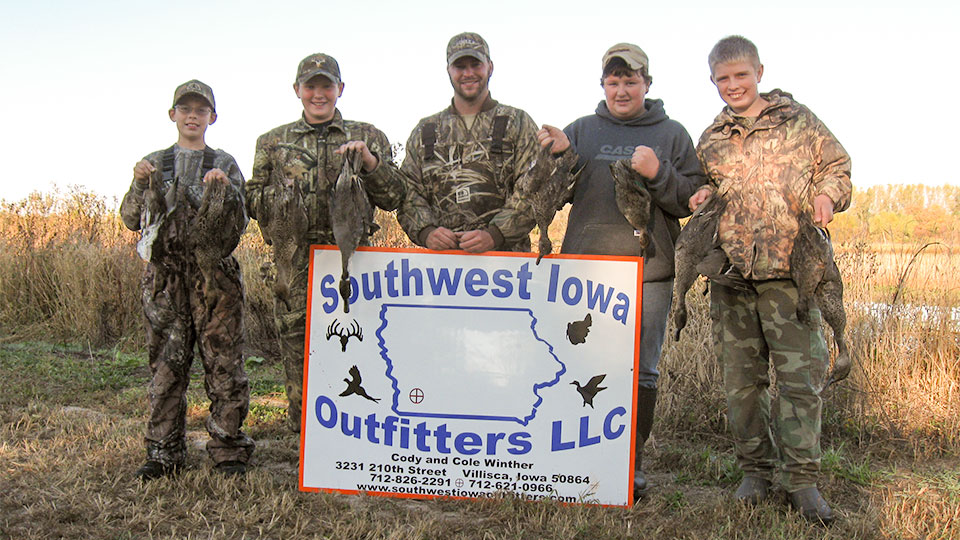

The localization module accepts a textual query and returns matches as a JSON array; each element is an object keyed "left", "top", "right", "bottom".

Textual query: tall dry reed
[
  {"left": 0, "top": 188, "right": 143, "bottom": 346},
  {"left": 1, "top": 188, "right": 957, "bottom": 457}
]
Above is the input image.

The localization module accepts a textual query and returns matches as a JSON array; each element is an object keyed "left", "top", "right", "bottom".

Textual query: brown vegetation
[
  {"left": 831, "top": 183, "right": 960, "bottom": 246},
  {"left": 1, "top": 186, "right": 958, "bottom": 539}
]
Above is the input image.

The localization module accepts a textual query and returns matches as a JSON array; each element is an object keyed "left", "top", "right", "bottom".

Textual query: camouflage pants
[
  {"left": 272, "top": 246, "right": 312, "bottom": 433},
  {"left": 142, "top": 258, "right": 255, "bottom": 466},
  {"left": 710, "top": 279, "right": 829, "bottom": 492}
]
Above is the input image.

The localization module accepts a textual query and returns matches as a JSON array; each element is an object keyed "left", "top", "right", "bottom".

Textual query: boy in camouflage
[
  {"left": 690, "top": 36, "right": 851, "bottom": 523},
  {"left": 245, "top": 53, "right": 406, "bottom": 433},
  {"left": 398, "top": 32, "right": 575, "bottom": 252},
  {"left": 121, "top": 80, "right": 254, "bottom": 480}
]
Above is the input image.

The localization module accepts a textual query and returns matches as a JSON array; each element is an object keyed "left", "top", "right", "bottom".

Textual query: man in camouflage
[
  {"left": 121, "top": 79, "right": 254, "bottom": 479},
  {"left": 690, "top": 36, "right": 851, "bottom": 523},
  {"left": 398, "top": 32, "right": 576, "bottom": 252},
  {"left": 245, "top": 53, "right": 406, "bottom": 433}
]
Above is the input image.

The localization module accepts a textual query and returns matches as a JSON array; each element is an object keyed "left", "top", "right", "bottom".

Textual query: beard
[{"left": 451, "top": 75, "right": 490, "bottom": 103}]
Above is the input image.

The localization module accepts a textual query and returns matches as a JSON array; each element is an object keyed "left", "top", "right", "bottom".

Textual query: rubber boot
[
  {"left": 789, "top": 486, "right": 834, "bottom": 524},
  {"left": 633, "top": 387, "right": 657, "bottom": 500},
  {"left": 135, "top": 460, "right": 180, "bottom": 481},
  {"left": 735, "top": 476, "right": 771, "bottom": 505},
  {"left": 214, "top": 460, "right": 248, "bottom": 476}
]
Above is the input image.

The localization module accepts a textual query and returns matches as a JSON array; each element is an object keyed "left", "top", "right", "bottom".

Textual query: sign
[{"left": 300, "top": 247, "right": 642, "bottom": 506}]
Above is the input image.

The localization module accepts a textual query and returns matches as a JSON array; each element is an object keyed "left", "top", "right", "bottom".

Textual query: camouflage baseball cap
[
  {"left": 602, "top": 43, "right": 649, "bottom": 74},
  {"left": 446, "top": 32, "right": 490, "bottom": 66},
  {"left": 296, "top": 53, "right": 341, "bottom": 86},
  {"left": 172, "top": 79, "right": 215, "bottom": 111}
]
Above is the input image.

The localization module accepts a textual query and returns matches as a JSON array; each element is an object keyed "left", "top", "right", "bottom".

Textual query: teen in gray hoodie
[{"left": 542, "top": 43, "right": 705, "bottom": 501}]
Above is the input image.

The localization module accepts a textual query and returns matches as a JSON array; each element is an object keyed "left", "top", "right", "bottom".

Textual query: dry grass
[
  {"left": 828, "top": 240, "right": 960, "bottom": 457},
  {"left": 872, "top": 467, "right": 960, "bottom": 540},
  {"left": 0, "top": 188, "right": 143, "bottom": 347},
  {"left": 1, "top": 189, "right": 958, "bottom": 538},
  {"left": 1, "top": 375, "right": 956, "bottom": 539}
]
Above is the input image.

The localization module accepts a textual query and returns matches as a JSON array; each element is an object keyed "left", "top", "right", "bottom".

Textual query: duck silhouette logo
[
  {"left": 566, "top": 313, "right": 592, "bottom": 345},
  {"left": 340, "top": 365, "right": 380, "bottom": 403},
  {"left": 571, "top": 374, "right": 607, "bottom": 408}
]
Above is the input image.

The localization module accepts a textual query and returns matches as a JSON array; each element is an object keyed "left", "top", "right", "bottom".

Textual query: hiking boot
[
  {"left": 135, "top": 460, "right": 179, "bottom": 481},
  {"left": 734, "top": 476, "right": 771, "bottom": 505},
  {"left": 789, "top": 487, "right": 834, "bottom": 524},
  {"left": 214, "top": 460, "right": 247, "bottom": 476}
]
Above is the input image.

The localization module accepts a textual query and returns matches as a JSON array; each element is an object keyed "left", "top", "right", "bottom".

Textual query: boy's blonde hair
[{"left": 708, "top": 35, "right": 761, "bottom": 74}]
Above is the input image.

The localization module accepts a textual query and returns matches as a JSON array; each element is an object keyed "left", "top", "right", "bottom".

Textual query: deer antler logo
[{"left": 326, "top": 319, "right": 363, "bottom": 352}]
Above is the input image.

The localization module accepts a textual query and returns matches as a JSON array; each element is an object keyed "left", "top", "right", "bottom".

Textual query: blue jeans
[{"left": 638, "top": 280, "right": 673, "bottom": 390}]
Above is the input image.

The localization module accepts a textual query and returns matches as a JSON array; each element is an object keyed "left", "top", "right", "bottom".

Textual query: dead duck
[
  {"left": 190, "top": 177, "right": 229, "bottom": 296},
  {"left": 609, "top": 159, "right": 652, "bottom": 254},
  {"left": 262, "top": 176, "right": 308, "bottom": 312},
  {"left": 517, "top": 143, "right": 574, "bottom": 264},
  {"left": 669, "top": 194, "right": 731, "bottom": 340},
  {"left": 137, "top": 174, "right": 179, "bottom": 264},
  {"left": 330, "top": 150, "right": 375, "bottom": 313},
  {"left": 670, "top": 196, "right": 850, "bottom": 387},
  {"left": 791, "top": 213, "right": 850, "bottom": 387}
]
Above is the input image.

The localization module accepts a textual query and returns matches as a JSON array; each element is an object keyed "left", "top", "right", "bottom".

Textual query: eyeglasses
[{"left": 174, "top": 105, "right": 212, "bottom": 116}]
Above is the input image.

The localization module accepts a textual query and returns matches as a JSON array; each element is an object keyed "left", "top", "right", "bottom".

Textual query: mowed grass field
[{"left": 1, "top": 192, "right": 958, "bottom": 539}]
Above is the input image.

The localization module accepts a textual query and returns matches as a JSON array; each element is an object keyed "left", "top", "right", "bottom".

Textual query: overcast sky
[{"left": 1, "top": 0, "right": 956, "bottom": 204}]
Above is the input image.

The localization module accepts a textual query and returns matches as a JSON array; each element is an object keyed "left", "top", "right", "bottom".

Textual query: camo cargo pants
[
  {"left": 272, "top": 245, "right": 312, "bottom": 433},
  {"left": 142, "top": 257, "right": 255, "bottom": 466},
  {"left": 710, "top": 279, "right": 829, "bottom": 492}
]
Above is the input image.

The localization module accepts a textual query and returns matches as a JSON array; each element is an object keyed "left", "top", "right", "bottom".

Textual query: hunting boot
[
  {"left": 214, "top": 460, "right": 248, "bottom": 477},
  {"left": 135, "top": 460, "right": 181, "bottom": 481},
  {"left": 633, "top": 387, "right": 657, "bottom": 500},
  {"left": 734, "top": 476, "right": 771, "bottom": 505},
  {"left": 789, "top": 486, "right": 834, "bottom": 524}
]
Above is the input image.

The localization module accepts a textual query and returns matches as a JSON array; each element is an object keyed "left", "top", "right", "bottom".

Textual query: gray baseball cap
[{"left": 447, "top": 32, "right": 490, "bottom": 65}]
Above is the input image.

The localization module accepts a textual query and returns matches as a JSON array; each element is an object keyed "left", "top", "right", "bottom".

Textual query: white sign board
[{"left": 300, "top": 247, "right": 642, "bottom": 507}]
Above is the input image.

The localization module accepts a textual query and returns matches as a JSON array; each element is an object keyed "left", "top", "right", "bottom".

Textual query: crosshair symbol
[
  {"left": 455, "top": 479, "right": 464, "bottom": 487},
  {"left": 409, "top": 388, "right": 424, "bottom": 404}
]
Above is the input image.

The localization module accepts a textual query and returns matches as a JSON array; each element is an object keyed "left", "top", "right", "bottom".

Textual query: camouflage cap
[
  {"left": 602, "top": 43, "right": 649, "bottom": 74},
  {"left": 296, "top": 53, "right": 341, "bottom": 86},
  {"left": 172, "top": 79, "right": 215, "bottom": 111},
  {"left": 446, "top": 32, "right": 490, "bottom": 66}
]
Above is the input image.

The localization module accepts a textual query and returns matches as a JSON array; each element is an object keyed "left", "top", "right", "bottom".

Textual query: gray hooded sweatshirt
[{"left": 561, "top": 99, "right": 706, "bottom": 282}]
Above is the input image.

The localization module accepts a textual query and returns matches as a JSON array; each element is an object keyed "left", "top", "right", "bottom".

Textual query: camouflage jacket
[
  {"left": 398, "top": 95, "right": 574, "bottom": 251},
  {"left": 696, "top": 90, "right": 851, "bottom": 280},
  {"left": 120, "top": 146, "right": 247, "bottom": 264},
  {"left": 246, "top": 110, "right": 406, "bottom": 244}
]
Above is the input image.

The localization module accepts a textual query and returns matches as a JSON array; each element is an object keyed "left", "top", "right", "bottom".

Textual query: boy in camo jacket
[
  {"left": 121, "top": 80, "right": 254, "bottom": 480},
  {"left": 245, "top": 53, "right": 407, "bottom": 433},
  {"left": 690, "top": 36, "right": 851, "bottom": 523}
]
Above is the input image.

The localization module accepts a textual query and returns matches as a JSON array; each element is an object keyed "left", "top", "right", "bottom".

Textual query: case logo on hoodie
[
  {"left": 598, "top": 145, "right": 636, "bottom": 160},
  {"left": 597, "top": 144, "right": 661, "bottom": 161}
]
